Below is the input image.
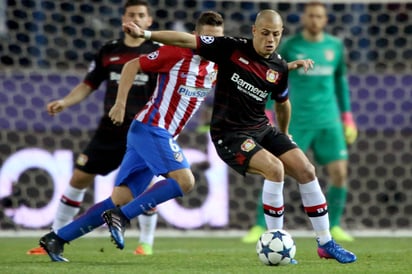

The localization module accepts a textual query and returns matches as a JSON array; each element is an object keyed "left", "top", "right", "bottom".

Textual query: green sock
[
  {"left": 256, "top": 193, "right": 266, "bottom": 228},
  {"left": 327, "top": 185, "right": 347, "bottom": 228}
]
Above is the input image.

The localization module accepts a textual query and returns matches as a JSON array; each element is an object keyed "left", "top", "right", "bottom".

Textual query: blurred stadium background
[{"left": 0, "top": 0, "right": 411, "bottom": 233}]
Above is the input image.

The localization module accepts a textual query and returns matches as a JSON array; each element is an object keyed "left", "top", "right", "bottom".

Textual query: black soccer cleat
[
  {"left": 39, "top": 231, "right": 69, "bottom": 262},
  {"left": 102, "top": 207, "right": 129, "bottom": 250}
]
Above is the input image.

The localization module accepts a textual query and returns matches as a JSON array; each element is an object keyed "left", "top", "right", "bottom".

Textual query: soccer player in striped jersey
[
  {"left": 38, "top": 10, "right": 224, "bottom": 262},
  {"left": 120, "top": 9, "right": 356, "bottom": 264}
]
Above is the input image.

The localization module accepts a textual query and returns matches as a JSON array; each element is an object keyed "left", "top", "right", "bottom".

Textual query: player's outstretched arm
[
  {"left": 123, "top": 22, "right": 197, "bottom": 49},
  {"left": 109, "top": 58, "right": 141, "bottom": 126},
  {"left": 46, "top": 83, "right": 92, "bottom": 116}
]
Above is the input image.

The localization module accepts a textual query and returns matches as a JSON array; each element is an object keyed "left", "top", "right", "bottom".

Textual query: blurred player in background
[
  {"left": 38, "top": 11, "right": 224, "bottom": 262},
  {"left": 27, "top": 0, "right": 160, "bottom": 256},
  {"left": 243, "top": 1, "right": 357, "bottom": 243}
]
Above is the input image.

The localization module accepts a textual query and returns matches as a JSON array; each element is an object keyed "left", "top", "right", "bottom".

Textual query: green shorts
[{"left": 290, "top": 124, "right": 348, "bottom": 165}]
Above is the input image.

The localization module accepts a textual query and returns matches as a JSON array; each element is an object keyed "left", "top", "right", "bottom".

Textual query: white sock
[
  {"left": 138, "top": 211, "right": 158, "bottom": 246},
  {"left": 52, "top": 185, "right": 86, "bottom": 230},
  {"left": 299, "top": 178, "right": 331, "bottom": 245},
  {"left": 262, "top": 180, "right": 284, "bottom": 230}
]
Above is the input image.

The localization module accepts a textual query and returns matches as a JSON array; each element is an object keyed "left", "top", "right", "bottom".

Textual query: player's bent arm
[
  {"left": 287, "top": 59, "right": 314, "bottom": 72},
  {"left": 46, "top": 82, "right": 92, "bottom": 115},
  {"left": 109, "top": 58, "right": 141, "bottom": 125},
  {"left": 274, "top": 99, "right": 291, "bottom": 135}
]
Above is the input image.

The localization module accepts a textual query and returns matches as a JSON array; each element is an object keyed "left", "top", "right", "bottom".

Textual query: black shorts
[
  {"left": 75, "top": 117, "right": 129, "bottom": 175},
  {"left": 212, "top": 125, "right": 298, "bottom": 176}
]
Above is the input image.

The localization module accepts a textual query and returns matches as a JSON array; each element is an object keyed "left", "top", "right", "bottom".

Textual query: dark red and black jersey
[
  {"left": 196, "top": 36, "right": 289, "bottom": 136},
  {"left": 84, "top": 39, "right": 160, "bottom": 126}
]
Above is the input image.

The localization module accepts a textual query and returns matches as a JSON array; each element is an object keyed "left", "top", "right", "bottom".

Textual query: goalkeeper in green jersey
[{"left": 243, "top": 1, "right": 357, "bottom": 243}]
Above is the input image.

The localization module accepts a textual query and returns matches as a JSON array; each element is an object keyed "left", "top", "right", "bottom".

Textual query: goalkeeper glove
[{"left": 342, "top": 112, "right": 358, "bottom": 145}]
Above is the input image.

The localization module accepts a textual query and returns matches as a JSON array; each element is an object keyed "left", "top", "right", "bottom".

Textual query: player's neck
[
  {"left": 302, "top": 29, "right": 324, "bottom": 42},
  {"left": 124, "top": 36, "right": 146, "bottom": 47}
]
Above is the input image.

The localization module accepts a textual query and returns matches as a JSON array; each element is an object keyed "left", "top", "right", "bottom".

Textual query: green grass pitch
[{"left": 1, "top": 236, "right": 412, "bottom": 274}]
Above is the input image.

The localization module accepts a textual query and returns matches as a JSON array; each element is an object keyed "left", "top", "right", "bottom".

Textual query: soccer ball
[{"left": 256, "top": 229, "right": 296, "bottom": 266}]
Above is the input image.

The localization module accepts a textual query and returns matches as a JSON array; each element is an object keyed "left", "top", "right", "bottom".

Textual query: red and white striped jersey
[{"left": 136, "top": 45, "right": 217, "bottom": 137}]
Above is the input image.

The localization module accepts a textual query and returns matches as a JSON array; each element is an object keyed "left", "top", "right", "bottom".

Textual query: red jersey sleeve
[{"left": 139, "top": 45, "right": 185, "bottom": 73}]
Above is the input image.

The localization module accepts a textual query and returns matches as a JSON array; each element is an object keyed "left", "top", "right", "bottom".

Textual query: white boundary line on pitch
[{"left": 1, "top": 229, "right": 412, "bottom": 238}]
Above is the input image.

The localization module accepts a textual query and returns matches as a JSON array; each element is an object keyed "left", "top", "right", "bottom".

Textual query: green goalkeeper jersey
[{"left": 278, "top": 32, "right": 351, "bottom": 129}]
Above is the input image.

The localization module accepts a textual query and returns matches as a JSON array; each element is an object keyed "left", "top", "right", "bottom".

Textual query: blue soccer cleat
[
  {"left": 317, "top": 239, "right": 357, "bottom": 264},
  {"left": 39, "top": 231, "right": 69, "bottom": 262},
  {"left": 102, "top": 207, "right": 129, "bottom": 250}
]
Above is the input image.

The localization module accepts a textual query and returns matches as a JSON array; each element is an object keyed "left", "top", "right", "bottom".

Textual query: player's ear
[{"left": 252, "top": 25, "right": 257, "bottom": 36}]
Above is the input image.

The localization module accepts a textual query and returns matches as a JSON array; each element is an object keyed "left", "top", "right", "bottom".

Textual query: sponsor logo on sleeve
[{"left": 147, "top": 50, "right": 159, "bottom": 60}]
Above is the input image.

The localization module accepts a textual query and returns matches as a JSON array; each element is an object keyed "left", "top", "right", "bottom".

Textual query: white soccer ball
[{"left": 256, "top": 229, "right": 296, "bottom": 266}]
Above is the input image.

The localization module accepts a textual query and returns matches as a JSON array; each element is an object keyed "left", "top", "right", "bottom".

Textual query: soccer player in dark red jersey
[
  {"left": 245, "top": 2, "right": 357, "bottom": 244},
  {"left": 121, "top": 9, "right": 356, "bottom": 264},
  {"left": 28, "top": 0, "right": 159, "bottom": 256}
]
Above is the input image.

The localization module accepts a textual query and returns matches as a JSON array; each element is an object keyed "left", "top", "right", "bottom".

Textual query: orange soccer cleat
[{"left": 26, "top": 246, "right": 47, "bottom": 255}]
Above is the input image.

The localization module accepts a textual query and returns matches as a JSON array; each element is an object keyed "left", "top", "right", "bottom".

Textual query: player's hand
[
  {"left": 122, "top": 22, "right": 143, "bottom": 38},
  {"left": 342, "top": 112, "right": 358, "bottom": 145},
  {"left": 46, "top": 100, "right": 66, "bottom": 116},
  {"left": 109, "top": 102, "right": 125, "bottom": 126},
  {"left": 287, "top": 59, "right": 314, "bottom": 72}
]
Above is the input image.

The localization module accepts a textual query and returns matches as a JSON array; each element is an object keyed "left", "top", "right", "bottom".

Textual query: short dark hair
[
  {"left": 304, "top": 1, "right": 326, "bottom": 10},
  {"left": 123, "top": 0, "right": 151, "bottom": 15},
  {"left": 195, "top": 11, "right": 224, "bottom": 31}
]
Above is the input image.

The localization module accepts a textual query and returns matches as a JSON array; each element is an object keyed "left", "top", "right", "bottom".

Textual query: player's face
[
  {"left": 252, "top": 22, "right": 283, "bottom": 58},
  {"left": 122, "top": 5, "right": 153, "bottom": 32},
  {"left": 302, "top": 5, "right": 328, "bottom": 35},
  {"left": 196, "top": 25, "right": 224, "bottom": 37}
]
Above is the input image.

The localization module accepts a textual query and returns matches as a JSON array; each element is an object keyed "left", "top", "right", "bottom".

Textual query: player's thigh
[
  {"left": 129, "top": 121, "right": 190, "bottom": 175},
  {"left": 248, "top": 149, "right": 284, "bottom": 180},
  {"left": 213, "top": 132, "right": 262, "bottom": 176},
  {"left": 260, "top": 127, "right": 298, "bottom": 158},
  {"left": 278, "top": 147, "right": 315, "bottom": 182},
  {"left": 312, "top": 126, "right": 348, "bottom": 165},
  {"left": 115, "top": 145, "right": 155, "bottom": 197},
  {"left": 70, "top": 169, "right": 96, "bottom": 188}
]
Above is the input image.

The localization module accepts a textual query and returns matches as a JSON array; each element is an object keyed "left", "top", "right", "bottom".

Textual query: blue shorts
[{"left": 115, "top": 120, "right": 189, "bottom": 197}]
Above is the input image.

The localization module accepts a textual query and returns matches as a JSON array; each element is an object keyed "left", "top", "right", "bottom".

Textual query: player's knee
[
  {"left": 297, "top": 161, "right": 316, "bottom": 182},
  {"left": 179, "top": 174, "right": 195, "bottom": 194},
  {"left": 170, "top": 169, "right": 195, "bottom": 194},
  {"left": 261, "top": 157, "right": 284, "bottom": 181}
]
